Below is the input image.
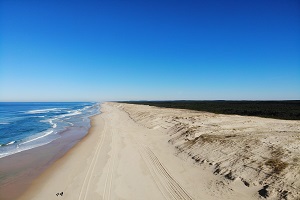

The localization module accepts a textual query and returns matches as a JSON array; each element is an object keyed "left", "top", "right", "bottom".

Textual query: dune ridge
[{"left": 116, "top": 102, "right": 300, "bottom": 199}]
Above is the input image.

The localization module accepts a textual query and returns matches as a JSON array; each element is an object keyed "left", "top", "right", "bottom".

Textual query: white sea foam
[
  {"left": 0, "top": 140, "right": 53, "bottom": 159},
  {"left": 67, "top": 122, "right": 74, "bottom": 126},
  {"left": 81, "top": 105, "right": 92, "bottom": 111},
  {"left": 7, "top": 141, "right": 16, "bottom": 145},
  {"left": 59, "top": 110, "right": 82, "bottom": 118},
  {"left": 26, "top": 108, "right": 66, "bottom": 114},
  {"left": 40, "top": 117, "right": 59, "bottom": 128},
  {"left": 0, "top": 122, "right": 10, "bottom": 125},
  {"left": 48, "top": 119, "right": 57, "bottom": 128},
  {"left": 20, "top": 130, "right": 54, "bottom": 145}
]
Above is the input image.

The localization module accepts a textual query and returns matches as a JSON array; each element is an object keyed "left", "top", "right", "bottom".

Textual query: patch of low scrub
[
  {"left": 198, "top": 134, "right": 238, "bottom": 143},
  {"left": 198, "top": 134, "right": 215, "bottom": 143},
  {"left": 271, "top": 148, "right": 284, "bottom": 158},
  {"left": 265, "top": 158, "right": 288, "bottom": 174}
]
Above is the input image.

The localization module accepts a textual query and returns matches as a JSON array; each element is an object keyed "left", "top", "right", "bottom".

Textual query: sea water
[{"left": 0, "top": 102, "right": 99, "bottom": 158}]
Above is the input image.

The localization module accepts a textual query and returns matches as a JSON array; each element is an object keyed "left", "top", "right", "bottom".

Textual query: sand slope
[
  {"left": 116, "top": 102, "right": 300, "bottom": 200},
  {"left": 18, "top": 102, "right": 299, "bottom": 200}
]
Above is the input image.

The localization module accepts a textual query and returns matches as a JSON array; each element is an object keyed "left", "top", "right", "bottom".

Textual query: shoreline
[
  {"left": 0, "top": 113, "right": 101, "bottom": 200},
  {"left": 17, "top": 110, "right": 106, "bottom": 200}
]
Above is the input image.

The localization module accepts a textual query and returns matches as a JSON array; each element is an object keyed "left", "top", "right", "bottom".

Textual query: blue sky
[{"left": 1, "top": 0, "right": 299, "bottom": 101}]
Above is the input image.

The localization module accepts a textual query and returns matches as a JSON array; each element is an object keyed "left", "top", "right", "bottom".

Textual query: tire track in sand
[
  {"left": 78, "top": 118, "right": 107, "bottom": 200},
  {"left": 102, "top": 126, "right": 118, "bottom": 200},
  {"left": 135, "top": 139, "right": 194, "bottom": 200}
]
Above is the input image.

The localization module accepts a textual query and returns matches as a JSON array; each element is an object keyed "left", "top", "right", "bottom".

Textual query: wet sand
[{"left": 0, "top": 124, "right": 92, "bottom": 200}]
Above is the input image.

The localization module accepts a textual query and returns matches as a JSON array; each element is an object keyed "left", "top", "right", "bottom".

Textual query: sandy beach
[
  {"left": 2, "top": 0, "right": 299, "bottom": 199},
  {"left": 17, "top": 103, "right": 212, "bottom": 200},
  {"left": 1, "top": 102, "right": 298, "bottom": 200}
]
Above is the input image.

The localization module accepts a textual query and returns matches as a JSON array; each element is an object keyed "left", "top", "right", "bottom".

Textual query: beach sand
[{"left": 1, "top": 102, "right": 298, "bottom": 199}]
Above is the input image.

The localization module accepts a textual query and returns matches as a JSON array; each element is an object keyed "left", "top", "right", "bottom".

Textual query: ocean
[{"left": 0, "top": 102, "right": 100, "bottom": 158}]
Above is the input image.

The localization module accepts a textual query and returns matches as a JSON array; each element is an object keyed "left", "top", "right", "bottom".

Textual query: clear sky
[{"left": 1, "top": 0, "right": 299, "bottom": 101}]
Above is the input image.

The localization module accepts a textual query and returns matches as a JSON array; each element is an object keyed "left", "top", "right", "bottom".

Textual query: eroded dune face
[{"left": 112, "top": 102, "right": 300, "bottom": 200}]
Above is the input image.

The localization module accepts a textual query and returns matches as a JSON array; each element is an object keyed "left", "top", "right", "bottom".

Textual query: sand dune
[
  {"left": 116, "top": 102, "right": 300, "bottom": 200},
  {"left": 17, "top": 102, "right": 300, "bottom": 200}
]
